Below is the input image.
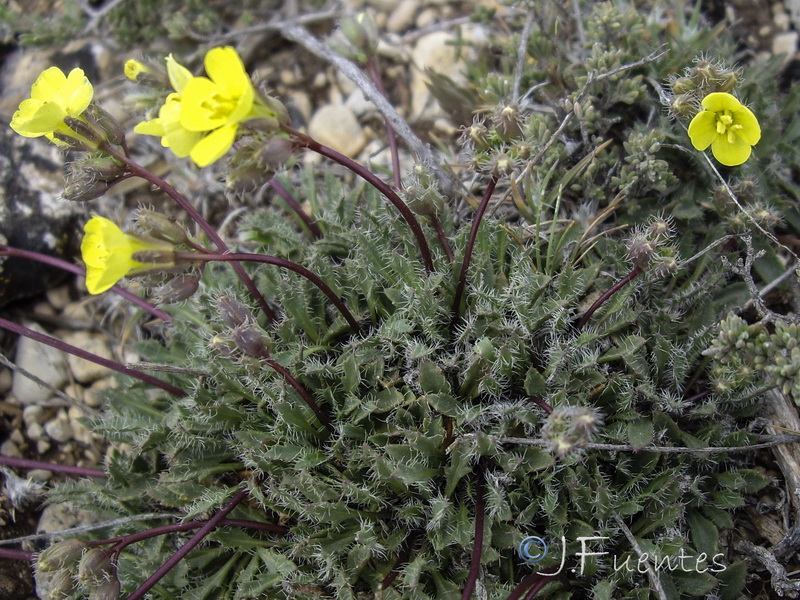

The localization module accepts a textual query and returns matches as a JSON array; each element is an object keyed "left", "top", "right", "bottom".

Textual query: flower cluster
[{"left": 134, "top": 47, "right": 285, "bottom": 167}]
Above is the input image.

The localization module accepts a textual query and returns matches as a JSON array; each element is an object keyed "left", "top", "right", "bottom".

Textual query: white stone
[
  {"left": 44, "top": 411, "right": 73, "bottom": 443},
  {"left": 387, "top": 0, "right": 419, "bottom": 33},
  {"left": 346, "top": 88, "right": 375, "bottom": 117},
  {"left": 416, "top": 8, "right": 438, "bottom": 29},
  {"left": 773, "top": 31, "right": 798, "bottom": 58},
  {"left": 22, "top": 405, "right": 43, "bottom": 426},
  {"left": 26, "top": 422, "right": 44, "bottom": 442},
  {"left": 36, "top": 439, "right": 51, "bottom": 454},
  {"left": 45, "top": 285, "right": 71, "bottom": 311},
  {"left": 308, "top": 104, "right": 367, "bottom": 158},
  {"left": 0, "top": 439, "right": 21, "bottom": 458},
  {"left": 61, "top": 332, "right": 114, "bottom": 384},
  {"left": 28, "top": 469, "right": 52, "bottom": 482},
  {"left": 11, "top": 322, "right": 68, "bottom": 405}
]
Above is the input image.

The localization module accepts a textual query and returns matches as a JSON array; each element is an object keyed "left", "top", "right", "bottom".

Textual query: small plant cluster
[{"left": 2, "top": 1, "right": 800, "bottom": 599}]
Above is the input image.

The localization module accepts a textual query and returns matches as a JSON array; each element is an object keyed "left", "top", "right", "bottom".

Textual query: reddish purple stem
[
  {"left": 460, "top": 469, "right": 486, "bottom": 600},
  {"left": 0, "top": 317, "right": 187, "bottom": 397},
  {"left": 452, "top": 177, "right": 499, "bottom": 317},
  {"left": 268, "top": 179, "right": 323, "bottom": 239},
  {"left": 0, "top": 245, "right": 171, "bottom": 323},
  {"left": 124, "top": 487, "right": 250, "bottom": 600},
  {"left": 0, "top": 455, "right": 104, "bottom": 478},
  {"left": 575, "top": 267, "right": 642, "bottom": 331}
]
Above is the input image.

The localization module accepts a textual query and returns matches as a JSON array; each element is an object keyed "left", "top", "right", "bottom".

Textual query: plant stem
[
  {"left": 0, "top": 455, "right": 105, "bottom": 478},
  {"left": 431, "top": 215, "right": 455, "bottom": 262},
  {"left": 102, "top": 518, "right": 287, "bottom": 552},
  {"left": 267, "top": 178, "right": 323, "bottom": 239},
  {"left": 264, "top": 356, "right": 333, "bottom": 433},
  {"left": 176, "top": 252, "right": 358, "bottom": 331},
  {"left": 0, "top": 548, "right": 32, "bottom": 561},
  {"left": 529, "top": 396, "right": 553, "bottom": 415},
  {"left": 452, "top": 177, "right": 498, "bottom": 317},
  {"left": 0, "top": 244, "right": 171, "bottom": 323},
  {"left": 505, "top": 573, "right": 544, "bottom": 600},
  {"left": 575, "top": 266, "right": 642, "bottom": 331},
  {"left": 460, "top": 469, "right": 486, "bottom": 600},
  {"left": 101, "top": 144, "right": 277, "bottom": 323},
  {"left": 366, "top": 55, "right": 402, "bottom": 190},
  {"left": 285, "top": 126, "right": 434, "bottom": 272},
  {"left": 124, "top": 487, "right": 250, "bottom": 600},
  {"left": 0, "top": 317, "right": 187, "bottom": 398}
]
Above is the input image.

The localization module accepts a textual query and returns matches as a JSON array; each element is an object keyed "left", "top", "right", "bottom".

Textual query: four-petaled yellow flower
[
  {"left": 135, "top": 47, "right": 276, "bottom": 167},
  {"left": 81, "top": 216, "right": 174, "bottom": 295},
  {"left": 10, "top": 67, "right": 93, "bottom": 143},
  {"left": 688, "top": 92, "right": 761, "bottom": 166}
]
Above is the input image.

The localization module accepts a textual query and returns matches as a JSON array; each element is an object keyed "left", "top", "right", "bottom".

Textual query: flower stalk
[{"left": 575, "top": 266, "right": 642, "bottom": 331}]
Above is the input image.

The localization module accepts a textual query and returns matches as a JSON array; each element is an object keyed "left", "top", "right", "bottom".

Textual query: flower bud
[
  {"left": 130, "top": 249, "right": 175, "bottom": 265},
  {"left": 62, "top": 178, "right": 111, "bottom": 202},
  {"left": 626, "top": 233, "right": 654, "bottom": 269},
  {"left": 669, "top": 93, "right": 697, "bottom": 118},
  {"left": 134, "top": 210, "right": 189, "bottom": 245},
  {"left": 124, "top": 59, "right": 153, "bottom": 82},
  {"left": 493, "top": 105, "right": 522, "bottom": 141},
  {"left": 232, "top": 325, "right": 268, "bottom": 357},
  {"left": 404, "top": 184, "right": 445, "bottom": 219},
  {"left": 88, "top": 573, "right": 121, "bottom": 600},
  {"left": 218, "top": 295, "right": 252, "bottom": 328},
  {"left": 76, "top": 156, "right": 127, "bottom": 182},
  {"left": 341, "top": 12, "right": 379, "bottom": 56},
  {"left": 84, "top": 103, "right": 126, "bottom": 147},
  {"left": 36, "top": 539, "right": 87, "bottom": 572},
  {"left": 77, "top": 548, "right": 114, "bottom": 587},
  {"left": 652, "top": 255, "right": 679, "bottom": 279},
  {"left": 38, "top": 568, "right": 78, "bottom": 599},
  {"left": 210, "top": 335, "right": 237, "bottom": 359},
  {"left": 51, "top": 131, "right": 96, "bottom": 152},
  {"left": 670, "top": 76, "right": 694, "bottom": 95},
  {"left": 152, "top": 273, "right": 200, "bottom": 304}
]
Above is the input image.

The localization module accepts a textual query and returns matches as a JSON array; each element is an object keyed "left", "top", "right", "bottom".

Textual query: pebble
[
  {"left": 0, "top": 368, "right": 11, "bottom": 395},
  {"left": 11, "top": 322, "right": 69, "bottom": 405},
  {"left": 387, "top": 0, "right": 419, "bottom": 33},
  {"left": 0, "top": 439, "right": 21, "bottom": 458},
  {"left": 61, "top": 331, "right": 114, "bottom": 384},
  {"left": 409, "top": 30, "right": 468, "bottom": 121},
  {"left": 308, "top": 104, "right": 368, "bottom": 158},
  {"left": 773, "top": 30, "right": 798, "bottom": 58},
  {"left": 45, "top": 285, "right": 72, "bottom": 311},
  {"left": 22, "top": 405, "right": 44, "bottom": 426},
  {"left": 44, "top": 410, "right": 74, "bottom": 443},
  {"left": 346, "top": 88, "right": 375, "bottom": 117},
  {"left": 416, "top": 7, "right": 438, "bottom": 28},
  {"left": 28, "top": 469, "right": 52, "bottom": 482},
  {"left": 26, "top": 422, "right": 45, "bottom": 442}
]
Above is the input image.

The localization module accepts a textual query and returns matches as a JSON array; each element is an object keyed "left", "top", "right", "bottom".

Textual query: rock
[
  {"left": 409, "top": 26, "right": 487, "bottom": 122},
  {"left": 773, "top": 30, "right": 799, "bottom": 58},
  {"left": 308, "top": 104, "right": 367, "bottom": 158},
  {"left": 44, "top": 410, "right": 73, "bottom": 443},
  {"left": 0, "top": 439, "right": 21, "bottom": 458},
  {"left": 345, "top": 88, "right": 375, "bottom": 117},
  {"left": 61, "top": 332, "right": 114, "bottom": 384},
  {"left": 11, "top": 322, "right": 69, "bottom": 405},
  {"left": 387, "top": 0, "right": 419, "bottom": 33}
]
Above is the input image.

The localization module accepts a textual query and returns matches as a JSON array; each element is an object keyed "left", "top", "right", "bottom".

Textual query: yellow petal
[
  {"left": 29, "top": 67, "right": 67, "bottom": 101},
  {"left": 687, "top": 110, "right": 717, "bottom": 151},
  {"left": 733, "top": 105, "right": 761, "bottom": 145},
  {"left": 81, "top": 217, "right": 136, "bottom": 294},
  {"left": 166, "top": 54, "right": 193, "bottom": 93},
  {"left": 204, "top": 47, "right": 250, "bottom": 97},
  {"left": 701, "top": 92, "right": 743, "bottom": 113},
  {"left": 180, "top": 77, "right": 226, "bottom": 131},
  {"left": 190, "top": 124, "right": 237, "bottom": 167},
  {"left": 133, "top": 117, "right": 166, "bottom": 137},
  {"left": 10, "top": 99, "right": 66, "bottom": 137},
  {"left": 710, "top": 135, "right": 751, "bottom": 166},
  {"left": 61, "top": 68, "right": 93, "bottom": 115}
]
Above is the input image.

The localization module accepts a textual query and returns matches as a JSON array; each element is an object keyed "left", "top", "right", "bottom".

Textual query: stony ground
[{"left": 0, "top": 1, "right": 799, "bottom": 598}]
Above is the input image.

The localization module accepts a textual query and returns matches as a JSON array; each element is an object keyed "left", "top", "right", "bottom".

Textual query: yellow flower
[
  {"left": 687, "top": 92, "right": 761, "bottom": 166},
  {"left": 81, "top": 216, "right": 174, "bottom": 294},
  {"left": 133, "top": 55, "right": 202, "bottom": 158},
  {"left": 10, "top": 67, "right": 93, "bottom": 142},
  {"left": 134, "top": 47, "right": 277, "bottom": 167}
]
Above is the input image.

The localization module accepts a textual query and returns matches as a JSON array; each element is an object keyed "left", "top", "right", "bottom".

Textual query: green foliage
[{"left": 31, "top": 0, "right": 798, "bottom": 599}]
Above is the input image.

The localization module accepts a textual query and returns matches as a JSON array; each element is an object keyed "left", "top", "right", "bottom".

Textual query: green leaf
[
  {"left": 524, "top": 367, "right": 548, "bottom": 397},
  {"left": 716, "top": 561, "right": 747, "bottom": 600},
  {"left": 687, "top": 510, "right": 718, "bottom": 557},
  {"left": 599, "top": 335, "right": 647, "bottom": 363},
  {"left": 627, "top": 419, "right": 654, "bottom": 448},
  {"left": 419, "top": 360, "right": 451, "bottom": 394}
]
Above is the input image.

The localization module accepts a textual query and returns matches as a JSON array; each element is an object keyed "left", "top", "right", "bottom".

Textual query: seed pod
[
  {"left": 84, "top": 103, "right": 126, "bottom": 147},
  {"left": 62, "top": 178, "right": 111, "bottom": 203},
  {"left": 232, "top": 325, "right": 269, "bottom": 358},
  {"left": 77, "top": 548, "right": 114, "bottom": 587},
  {"left": 218, "top": 295, "right": 252, "bottom": 328},
  {"left": 134, "top": 210, "right": 189, "bottom": 245}
]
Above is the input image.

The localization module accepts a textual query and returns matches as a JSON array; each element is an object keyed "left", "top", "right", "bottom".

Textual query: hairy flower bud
[
  {"left": 88, "top": 572, "right": 121, "bottom": 600},
  {"left": 84, "top": 103, "right": 126, "bottom": 147},
  {"left": 75, "top": 155, "right": 127, "bottom": 182},
  {"left": 152, "top": 273, "right": 200, "bottom": 304},
  {"left": 36, "top": 539, "right": 87, "bottom": 572},
  {"left": 340, "top": 12, "right": 379, "bottom": 57},
  {"left": 77, "top": 548, "right": 114, "bottom": 587},
  {"left": 493, "top": 105, "right": 523, "bottom": 141},
  {"left": 626, "top": 233, "right": 654, "bottom": 269},
  {"left": 218, "top": 295, "right": 252, "bottom": 328},
  {"left": 63, "top": 116, "right": 103, "bottom": 146},
  {"left": 62, "top": 178, "right": 111, "bottom": 202},
  {"left": 134, "top": 210, "right": 189, "bottom": 245},
  {"left": 232, "top": 325, "right": 268, "bottom": 357},
  {"left": 542, "top": 405, "right": 602, "bottom": 457}
]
